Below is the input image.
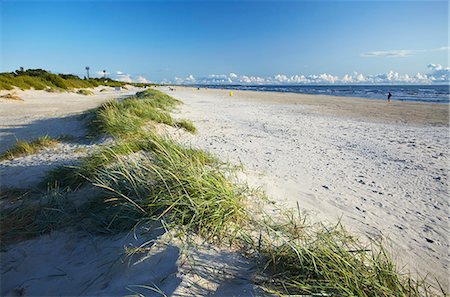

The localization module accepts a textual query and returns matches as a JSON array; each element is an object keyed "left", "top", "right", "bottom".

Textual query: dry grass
[{"left": 0, "top": 136, "right": 59, "bottom": 161}]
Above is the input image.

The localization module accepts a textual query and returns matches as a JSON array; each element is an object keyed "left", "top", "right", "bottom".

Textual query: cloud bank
[{"left": 173, "top": 64, "right": 450, "bottom": 85}]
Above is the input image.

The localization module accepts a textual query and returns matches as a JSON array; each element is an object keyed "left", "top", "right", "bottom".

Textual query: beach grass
[
  {"left": 0, "top": 186, "right": 79, "bottom": 246},
  {"left": 76, "top": 89, "right": 94, "bottom": 95},
  {"left": 239, "top": 210, "right": 435, "bottom": 296},
  {"left": 90, "top": 89, "right": 193, "bottom": 138},
  {"left": 92, "top": 134, "right": 245, "bottom": 238},
  {"left": 0, "top": 136, "right": 59, "bottom": 161},
  {"left": 175, "top": 119, "right": 197, "bottom": 133}
]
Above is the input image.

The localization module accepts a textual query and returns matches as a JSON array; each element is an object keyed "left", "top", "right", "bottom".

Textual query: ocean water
[{"left": 201, "top": 85, "right": 450, "bottom": 103}]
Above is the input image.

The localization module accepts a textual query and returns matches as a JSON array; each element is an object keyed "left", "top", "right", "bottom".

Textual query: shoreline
[
  {"left": 186, "top": 84, "right": 450, "bottom": 104},
  {"left": 176, "top": 86, "right": 449, "bottom": 127}
]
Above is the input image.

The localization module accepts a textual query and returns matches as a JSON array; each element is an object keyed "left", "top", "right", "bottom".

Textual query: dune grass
[
  {"left": 92, "top": 134, "right": 243, "bottom": 238},
  {"left": 28, "top": 89, "right": 441, "bottom": 296},
  {"left": 0, "top": 136, "right": 59, "bottom": 161},
  {"left": 89, "top": 89, "right": 193, "bottom": 138},
  {"left": 175, "top": 119, "right": 197, "bottom": 133},
  {"left": 240, "top": 209, "right": 436, "bottom": 296},
  {"left": 76, "top": 89, "right": 94, "bottom": 96},
  {"left": 0, "top": 187, "right": 77, "bottom": 246}
]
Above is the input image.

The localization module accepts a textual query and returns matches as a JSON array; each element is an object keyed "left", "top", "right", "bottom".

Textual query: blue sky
[{"left": 1, "top": 0, "right": 448, "bottom": 84}]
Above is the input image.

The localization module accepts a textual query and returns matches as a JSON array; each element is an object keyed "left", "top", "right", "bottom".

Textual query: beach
[
  {"left": 158, "top": 86, "right": 449, "bottom": 288},
  {"left": 0, "top": 86, "right": 448, "bottom": 295}
]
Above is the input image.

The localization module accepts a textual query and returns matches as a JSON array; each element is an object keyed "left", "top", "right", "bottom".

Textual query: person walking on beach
[{"left": 387, "top": 92, "right": 392, "bottom": 103}]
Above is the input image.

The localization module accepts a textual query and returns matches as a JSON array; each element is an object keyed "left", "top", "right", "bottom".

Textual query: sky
[{"left": 1, "top": 0, "right": 449, "bottom": 84}]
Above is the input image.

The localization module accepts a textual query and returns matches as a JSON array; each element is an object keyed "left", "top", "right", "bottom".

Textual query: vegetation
[
  {"left": 0, "top": 68, "right": 156, "bottom": 91},
  {"left": 0, "top": 136, "right": 59, "bottom": 161},
  {"left": 89, "top": 89, "right": 188, "bottom": 138},
  {"left": 175, "top": 119, "right": 197, "bottom": 133},
  {"left": 0, "top": 187, "right": 76, "bottom": 245},
  {"left": 245, "top": 211, "right": 434, "bottom": 296},
  {"left": 76, "top": 89, "right": 94, "bottom": 96}
]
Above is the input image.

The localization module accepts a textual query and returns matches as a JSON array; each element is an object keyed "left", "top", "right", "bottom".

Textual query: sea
[{"left": 199, "top": 85, "right": 449, "bottom": 103}]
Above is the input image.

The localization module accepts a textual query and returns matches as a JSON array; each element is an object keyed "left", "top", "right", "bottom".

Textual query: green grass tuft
[
  {"left": 238, "top": 210, "right": 435, "bottom": 296},
  {"left": 175, "top": 119, "right": 197, "bottom": 133},
  {"left": 90, "top": 89, "right": 193, "bottom": 137},
  {"left": 0, "top": 136, "right": 59, "bottom": 161},
  {"left": 85, "top": 133, "right": 244, "bottom": 238},
  {"left": 76, "top": 89, "right": 94, "bottom": 96}
]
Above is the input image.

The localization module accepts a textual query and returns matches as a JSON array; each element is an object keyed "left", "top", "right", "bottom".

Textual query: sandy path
[{"left": 160, "top": 86, "right": 449, "bottom": 289}]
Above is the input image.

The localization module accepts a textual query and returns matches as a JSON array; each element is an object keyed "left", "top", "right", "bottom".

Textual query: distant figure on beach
[{"left": 387, "top": 92, "right": 392, "bottom": 102}]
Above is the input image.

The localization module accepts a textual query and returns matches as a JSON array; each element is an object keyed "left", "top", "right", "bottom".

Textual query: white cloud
[
  {"left": 426, "top": 64, "right": 450, "bottom": 82},
  {"left": 107, "top": 71, "right": 152, "bottom": 84},
  {"left": 135, "top": 76, "right": 150, "bottom": 83},
  {"left": 434, "top": 46, "right": 450, "bottom": 51},
  {"left": 361, "top": 46, "right": 449, "bottom": 58},
  {"left": 170, "top": 64, "right": 449, "bottom": 85},
  {"left": 115, "top": 73, "right": 132, "bottom": 83},
  {"left": 361, "top": 50, "right": 413, "bottom": 57},
  {"left": 185, "top": 74, "right": 196, "bottom": 83},
  {"left": 94, "top": 70, "right": 111, "bottom": 77}
]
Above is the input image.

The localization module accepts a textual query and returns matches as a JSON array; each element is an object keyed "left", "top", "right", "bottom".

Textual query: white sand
[
  {"left": 158, "top": 86, "right": 449, "bottom": 289},
  {"left": 1, "top": 228, "right": 259, "bottom": 296}
]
